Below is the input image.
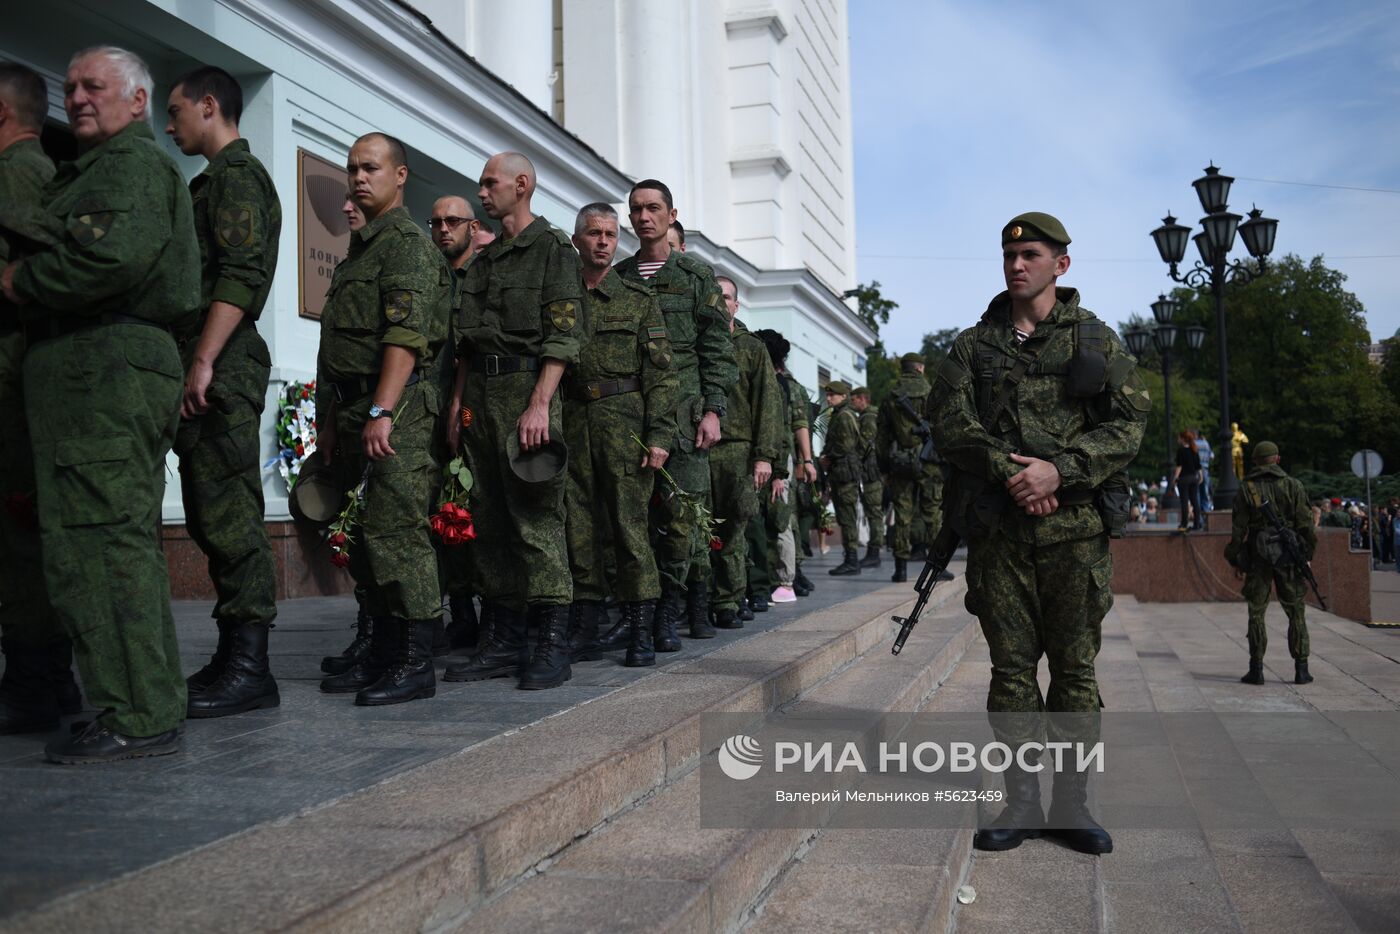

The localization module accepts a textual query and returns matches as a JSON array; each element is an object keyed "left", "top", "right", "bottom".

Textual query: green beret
[
  {"left": 823, "top": 380, "right": 851, "bottom": 396},
  {"left": 852, "top": 386, "right": 870, "bottom": 397},
  {"left": 1002, "top": 212, "right": 1071, "bottom": 247},
  {"left": 1252, "top": 441, "right": 1279, "bottom": 463},
  {"left": 900, "top": 352, "right": 924, "bottom": 366}
]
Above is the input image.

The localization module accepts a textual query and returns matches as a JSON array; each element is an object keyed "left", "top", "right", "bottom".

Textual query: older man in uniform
[
  {"left": 443, "top": 151, "right": 583, "bottom": 690},
  {"left": 613, "top": 180, "right": 737, "bottom": 642},
  {"left": 163, "top": 66, "right": 281, "bottom": 719},
  {"left": 820, "top": 381, "right": 865, "bottom": 576},
  {"left": 314, "top": 132, "right": 450, "bottom": 707},
  {"left": 2, "top": 46, "right": 200, "bottom": 762},
  {"left": 564, "top": 203, "right": 676, "bottom": 665},
  {"left": 929, "top": 212, "right": 1147, "bottom": 855},
  {"left": 707, "top": 275, "right": 783, "bottom": 630},
  {"left": 878, "top": 352, "right": 943, "bottom": 583},
  {"left": 1225, "top": 440, "right": 1316, "bottom": 685},
  {"left": 850, "top": 386, "right": 884, "bottom": 569},
  {"left": 0, "top": 62, "right": 84, "bottom": 735}
]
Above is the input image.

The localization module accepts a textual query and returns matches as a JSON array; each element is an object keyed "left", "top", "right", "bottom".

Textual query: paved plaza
[{"left": 1, "top": 552, "right": 1398, "bottom": 932}]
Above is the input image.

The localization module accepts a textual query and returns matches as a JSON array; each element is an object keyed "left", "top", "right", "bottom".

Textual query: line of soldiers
[{"left": 0, "top": 48, "right": 933, "bottom": 765}]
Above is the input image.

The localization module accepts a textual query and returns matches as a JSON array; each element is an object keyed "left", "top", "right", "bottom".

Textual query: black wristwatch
[{"left": 368, "top": 403, "right": 392, "bottom": 419}]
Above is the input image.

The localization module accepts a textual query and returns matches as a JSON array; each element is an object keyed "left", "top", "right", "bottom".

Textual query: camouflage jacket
[
  {"left": 456, "top": 214, "right": 583, "bottom": 363},
  {"left": 1229, "top": 463, "right": 1317, "bottom": 562},
  {"left": 189, "top": 138, "right": 280, "bottom": 325},
  {"left": 13, "top": 122, "right": 200, "bottom": 329},
  {"left": 721, "top": 318, "right": 785, "bottom": 468},
  {"left": 572, "top": 267, "right": 678, "bottom": 451},
  {"left": 0, "top": 138, "right": 56, "bottom": 267},
  {"left": 822, "top": 399, "right": 865, "bottom": 485},
  {"left": 615, "top": 249, "right": 736, "bottom": 415},
  {"left": 929, "top": 287, "right": 1148, "bottom": 545},
  {"left": 878, "top": 372, "right": 932, "bottom": 453},
  {"left": 317, "top": 205, "right": 450, "bottom": 389},
  {"left": 781, "top": 373, "right": 812, "bottom": 434}
]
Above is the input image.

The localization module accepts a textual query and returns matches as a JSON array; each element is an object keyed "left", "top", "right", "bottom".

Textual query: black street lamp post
[
  {"left": 1150, "top": 164, "right": 1277, "bottom": 511},
  {"left": 1125, "top": 296, "right": 1206, "bottom": 514}
]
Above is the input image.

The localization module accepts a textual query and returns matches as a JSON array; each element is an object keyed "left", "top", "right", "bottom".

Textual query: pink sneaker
[{"left": 771, "top": 586, "right": 797, "bottom": 604}]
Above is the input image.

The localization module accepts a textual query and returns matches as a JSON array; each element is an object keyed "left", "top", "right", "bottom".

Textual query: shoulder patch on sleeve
[
  {"left": 216, "top": 204, "right": 255, "bottom": 248},
  {"left": 385, "top": 290, "right": 413, "bottom": 323},
  {"left": 1120, "top": 368, "right": 1152, "bottom": 413},
  {"left": 1105, "top": 353, "right": 1136, "bottom": 391},
  {"left": 646, "top": 325, "right": 668, "bottom": 340},
  {"left": 934, "top": 354, "right": 970, "bottom": 389},
  {"left": 549, "top": 300, "right": 577, "bottom": 332}
]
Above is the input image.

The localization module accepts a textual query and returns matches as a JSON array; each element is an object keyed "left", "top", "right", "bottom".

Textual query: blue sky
[{"left": 850, "top": 0, "right": 1400, "bottom": 353}]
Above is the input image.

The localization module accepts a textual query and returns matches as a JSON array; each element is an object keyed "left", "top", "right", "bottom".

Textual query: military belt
[
  {"left": 329, "top": 371, "right": 421, "bottom": 404},
  {"left": 472, "top": 353, "right": 540, "bottom": 377},
  {"left": 1057, "top": 490, "right": 1096, "bottom": 506},
  {"left": 573, "top": 376, "right": 642, "bottom": 402},
  {"left": 26, "top": 312, "right": 170, "bottom": 344}
]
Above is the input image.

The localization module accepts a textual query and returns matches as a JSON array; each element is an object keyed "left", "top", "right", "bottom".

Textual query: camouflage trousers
[
  {"left": 965, "top": 533, "right": 1113, "bottom": 713},
  {"left": 174, "top": 325, "right": 276, "bottom": 629},
  {"left": 564, "top": 391, "right": 659, "bottom": 603},
  {"left": 24, "top": 323, "right": 185, "bottom": 737},
  {"left": 1243, "top": 565, "right": 1309, "bottom": 661},
  {"left": 0, "top": 328, "right": 60, "bottom": 648},
  {"left": 830, "top": 481, "right": 861, "bottom": 548},
  {"left": 653, "top": 439, "right": 712, "bottom": 593},
  {"left": 462, "top": 370, "right": 569, "bottom": 607},
  {"left": 708, "top": 441, "right": 757, "bottom": 611},
  {"left": 859, "top": 475, "right": 884, "bottom": 548},
  {"left": 334, "top": 379, "right": 441, "bottom": 622},
  {"left": 889, "top": 463, "right": 943, "bottom": 559}
]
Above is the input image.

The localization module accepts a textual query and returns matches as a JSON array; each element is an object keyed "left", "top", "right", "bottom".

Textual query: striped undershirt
[{"left": 635, "top": 260, "right": 666, "bottom": 279}]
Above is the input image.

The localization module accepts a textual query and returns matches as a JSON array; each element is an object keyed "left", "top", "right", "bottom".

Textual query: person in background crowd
[
  {"left": 820, "top": 380, "right": 865, "bottom": 576},
  {"left": 848, "top": 386, "right": 884, "bottom": 568},
  {"left": 1171, "top": 429, "right": 1202, "bottom": 532},
  {"left": 1194, "top": 427, "right": 1213, "bottom": 513},
  {"left": 667, "top": 220, "right": 685, "bottom": 253}
]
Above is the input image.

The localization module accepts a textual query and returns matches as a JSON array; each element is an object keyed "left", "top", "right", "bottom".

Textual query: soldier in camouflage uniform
[
  {"left": 564, "top": 203, "right": 676, "bottom": 665},
  {"left": 877, "top": 352, "right": 943, "bottom": 583},
  {"left": 614, "top": 180, "right": 737, "bottom": 640},
  {"left": 928, "top": 213, "right": 1147, "bottom": 855},
  {"left": 163, "top": 66, "right": 281, "bottom": 719},
  {"left": 314, "top": 133, "right": 450, "bottom": 707},
  {"left": 1225, "top": 441, "right": 1315, "bottom": 686},
  {"left": 0, "top": 63, "right": 83, "bottom": 736},
  {"left": 3, "top": 47, "right": 201, "bottom": 762},
  {"left": 708, "top": 276, "right": 784, "bottom": 629},
  {"left": 443, "top": 152, "right": 583, "bottom": 691},
  {"left": 753, "top": 329, "right": 814, "bottom": 601},
  {"left": 850, "top": 387, "right": 884, "bottom": 568},
  {"left": 819, "top": 380, "right": 865, "bottom": 576}
]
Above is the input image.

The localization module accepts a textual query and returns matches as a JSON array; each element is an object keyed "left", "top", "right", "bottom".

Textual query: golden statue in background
[{"left": 1231, "top": 422, "right": 1249, "bottom": 480}]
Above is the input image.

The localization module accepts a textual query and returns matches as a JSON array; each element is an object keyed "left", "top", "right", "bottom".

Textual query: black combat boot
[
  {"left": 793, "top": 570, "right": 814, "bottom": 594},
  {"left": 567, "top": 600, "right": 606, "bottom": 662},
  {"left": 186, "top": 619, "right": 234, "bottom": 694},
  {"left": 45, "top": 720, "right": 181, "bottom": 764},
  {"left": 1045, "top": 770, "right": 1113, "bottom": 855},
  {"left": 1240, "top": 660, "right": 1265, "bottom": 685},
  {"left": 186, "top": 623, "right": 280, "bottom": 718},
  {"left": 749, "top": 592, "right": 769, "bottom": 613},
  {"left": 446, "top": 592, "right": 479, "bottom": 650},
  {"left": 973, "top": 765, "right": 1044, "bottom": 851},
  {"left": 624, "top": 601, "right": 656, "bottom": 668},
  {"left": 738, "top": 598, "right": 754, "bottom": 622},
  {"left": 0, "top": 639, "right": 61, "bottom": 734},
  {"left": 321, "top": 604, "right": 373, "bottom": 675},
  {"left": 518, "top": 605, "right": 572, "bottom": 690},
  {"left": 687, "top": 581, "right": 715, "bottom": 639},
  {"left": 320, "top": 617, "right": 397, "bottom": 693},
  {"left": 829, "top": 548, "right": 862, "bottom": 576},
  {"left": 1295, "top": 659, "right": 1314, "bottom": 684},
  {"left": 891, "top": 558, "right": 909, "bottom": 583},
  {"left": 592, "top": 606, "right": 629, "bottom": 652},
  {"left": 859, "top": 543, "right": 882, "bottom": 569},
  {"left": 714, "top": 607, "right": 742, "bottom": 629},
  {"left": 429, "top": 614, "right": 450, "bottom": 657},
  {"left": 654, "top": 587, "right": 684, "bottom": 651},
  {"left": 355, "top": 619, "right": 437, "bottom": 705},
  {"left": 444, "top": 603, "right": 527, "bottom": 681}
]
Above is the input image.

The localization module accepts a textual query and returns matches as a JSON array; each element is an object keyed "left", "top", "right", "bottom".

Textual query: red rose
[
  {"left": 330, "top": 550, "right": 350, "bottom": 568},
  {"left": 328, "top": 531, "right": 347, "bottom": 548},
  {"left": 461, "top": 523, "right": 477, "bottom": 542},
  {"left": 429, "top": 514, "right": 446, "bottom": 537},
  {"left": 442, "top": 525, "right": 464, "bottom": 545},
  {"left": 709, "top": 536, "right": 723, "bottom": 551}
]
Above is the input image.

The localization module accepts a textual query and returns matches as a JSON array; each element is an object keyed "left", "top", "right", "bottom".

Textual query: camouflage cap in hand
[
  {"left": 1002, "top": 212, "right": 1071, "bottom": 247},
  {"left": 507, "top": 431, "right": 569, "bottom": 484}
]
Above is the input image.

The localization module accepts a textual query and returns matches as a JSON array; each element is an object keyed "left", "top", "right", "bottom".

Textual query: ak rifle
[
  {"left": 891, "top": 524, "right": 961, "bottom": 655},
  {"left": 1256, "top": 494, "right": 1328, "bottom": 611}
]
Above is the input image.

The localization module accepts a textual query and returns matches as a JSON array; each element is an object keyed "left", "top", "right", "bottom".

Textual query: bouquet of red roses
[
  {"left": 431, "top": 456, "right": 476, "bottom": 546},
  {"left": 326, "top": 464, "right": 370, "bottom": 568}
]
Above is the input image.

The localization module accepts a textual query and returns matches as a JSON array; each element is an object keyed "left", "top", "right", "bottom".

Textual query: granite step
[
  {"left": 3, "top": 574, "right": 969, "bottom": 933},
  {"left": 458, "top": 588, "right": 979, "bottom": 932}
]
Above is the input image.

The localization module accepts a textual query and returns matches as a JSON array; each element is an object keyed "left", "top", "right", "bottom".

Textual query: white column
[
  {"left": 472, "top": 0, "right": 556, "bottom": 114},
  {"left": 561, "top": 0, "right": 622, "bottom": 166},
  {"left": 618, "top": 0, "right": 691, "bottom": 213}
]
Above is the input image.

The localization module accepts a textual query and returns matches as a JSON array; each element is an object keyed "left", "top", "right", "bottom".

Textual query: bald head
[
  {"left": 347, "top": 132, "right": 408, "bottom": 221},
  {"left": 355, "top": 131, "right": 407, "bottom": 169},
  {"left": 430, "top": 195, "right": 478, "bottom": 265},
  {"left": 493, "top": 151, "right": 535, "bottom": 187},
  {"left": 478, "top": 150, "right": 537, "bottom": 228}
]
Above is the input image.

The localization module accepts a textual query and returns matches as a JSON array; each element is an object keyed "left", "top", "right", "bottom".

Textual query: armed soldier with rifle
[
  {"left": 1225, "top": 440, "right": 1322, "bottom": 685},
  {"left": 877, "top": 352, "right": 948, "bottom": 583}
]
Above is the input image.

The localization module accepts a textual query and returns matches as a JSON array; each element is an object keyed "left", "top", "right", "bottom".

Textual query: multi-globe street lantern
[
  {"left": 1124, "top": 295, "right": 1207, "bottom": 511},
  {"left": 1149, "top": 164, "right": 1278, "bottom": 511}
]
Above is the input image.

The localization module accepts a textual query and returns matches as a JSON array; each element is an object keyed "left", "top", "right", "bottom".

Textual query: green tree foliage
[
  {"left": 865, "top": 340, "right": 900, "bottom": 405},
  {"left": 851, "top": 280, "right": 897, "bottom": 337},
  {"left": 920, "top": 327, "right": 960, "bottom": 367}
]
